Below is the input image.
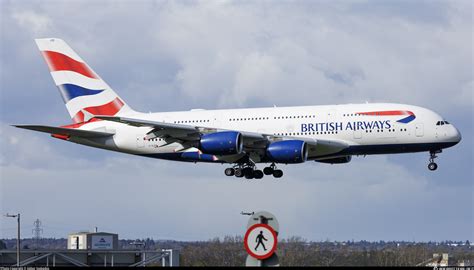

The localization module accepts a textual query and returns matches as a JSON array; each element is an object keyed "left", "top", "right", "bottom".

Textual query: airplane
[{"left": 14, "top": 38, "right": 462, "bottom": 179}]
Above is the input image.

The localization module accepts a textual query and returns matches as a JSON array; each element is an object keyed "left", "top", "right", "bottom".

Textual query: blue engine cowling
[
  {"left": 266, "top": 140, "right": 308, "bottom": 163},
  {"left": 199, "top": 131, "right": 243, "bottom": 155}
]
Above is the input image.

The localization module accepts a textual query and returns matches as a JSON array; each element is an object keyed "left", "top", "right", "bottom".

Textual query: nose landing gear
[{"left": 428, "top": 150, "right": 441, "bottom": 171}]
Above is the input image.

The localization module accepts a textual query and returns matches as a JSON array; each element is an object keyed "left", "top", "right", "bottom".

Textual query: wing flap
[
  {"left": 303, "top": 138, "right": 349, "bottom": 157},
  {"left": 95, "top": 116, "right": 197, "bottom": 131},
  {"left": 14, "top": 125, "right": 115, "bottom": 138},
  {"left": 94, "top": 115, "right": 200, "bottom": 140}
]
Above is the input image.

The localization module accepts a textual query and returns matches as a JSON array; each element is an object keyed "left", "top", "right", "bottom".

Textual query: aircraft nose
[{"left": 452, "top": 126, "right": 462, "bottom": 144}]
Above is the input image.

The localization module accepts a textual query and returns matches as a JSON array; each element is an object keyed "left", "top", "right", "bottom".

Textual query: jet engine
[
  {"left": 199, "top": 131, "right": 243, "bottom": 155},
  {"left": 266, "top": 140, "right": 308, "bottom": 163}
]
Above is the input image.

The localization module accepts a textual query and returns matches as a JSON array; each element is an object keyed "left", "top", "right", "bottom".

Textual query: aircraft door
[{"left": 415, "top": 123, "right": 424, "bottom": 137}]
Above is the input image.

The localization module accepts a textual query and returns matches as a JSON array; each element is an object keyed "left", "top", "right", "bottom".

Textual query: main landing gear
[
  {"left": 224, "top": 163, "right": 283, "bottom": 179},
  {"left": 263, "top": 163, "right": 283, "bottom": 178},
  {"left": 428, "top": 150, "right": 441, "bottom": 171}
]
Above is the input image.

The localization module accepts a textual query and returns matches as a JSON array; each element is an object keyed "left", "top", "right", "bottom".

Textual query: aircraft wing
[
  {"left": 94, "top": 115, "right": 205, "bottom": 141},
  {"left": 14, "top": 125, "right": 115, "bottom": 138},
  {"left": 301, "top": 137, "right": 349, "bottom": 158},
  {"left": 95, "top": 115, "right": 349, "bottom": 158},
  {"left": 95, "top": 115, "right": 272, "bottom": 146}
]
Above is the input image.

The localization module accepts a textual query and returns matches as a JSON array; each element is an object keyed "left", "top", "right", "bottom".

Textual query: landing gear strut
[{"left": 428, "top": 150, "right": 441, "bottom": 171}]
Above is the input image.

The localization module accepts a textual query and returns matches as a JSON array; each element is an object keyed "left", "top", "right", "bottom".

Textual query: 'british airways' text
[{"left": 301, "top": 120, "right": 392, "bottom": 132}]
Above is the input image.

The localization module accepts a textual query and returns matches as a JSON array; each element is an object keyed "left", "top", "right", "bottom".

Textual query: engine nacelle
[
  {"left": 266, "top": 140, "right": 308, "bottom": 163},
  {"left": 315, "top": 156, "right": 352, "bottom": 164},
  {"left": 199, "top": 131, "right": 243, "bottom": 155}
]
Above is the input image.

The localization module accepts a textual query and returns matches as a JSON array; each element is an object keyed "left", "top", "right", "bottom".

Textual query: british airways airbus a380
[{"left": 15, "top": 38, "right": 462, "bottom": 179}]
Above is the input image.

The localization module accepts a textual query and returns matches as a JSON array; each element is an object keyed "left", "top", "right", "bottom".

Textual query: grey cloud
[
  {"left": 148, "top": 1, "right": 472, "bottom": 111},
  {"left": 1, "top": 0, "right": 472, "bottom": 241},
  {"left": 1, "top": 150, "right": 471, "bottom": 241}
]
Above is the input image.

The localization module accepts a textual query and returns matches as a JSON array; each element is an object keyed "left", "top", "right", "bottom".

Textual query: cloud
[
  {"left": 1, "top": 146, "right": 471, "bottom": 241},
  {"left": 0, "top": 0, "right": 472, "bottom": 241},
  {"left": 150, "top": 1, "right": 472, "bottom": 110},
  {"left": 11, "top": 9, "right": 53, "bottom": 35}
]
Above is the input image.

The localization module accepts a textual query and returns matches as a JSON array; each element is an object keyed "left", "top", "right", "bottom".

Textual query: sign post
[{"left": 244, "top": 211, "right": 280, "bottom": 267}]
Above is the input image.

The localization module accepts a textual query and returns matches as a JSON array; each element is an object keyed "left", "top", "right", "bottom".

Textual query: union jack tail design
[{"left": 35, "top": 38, "right": 135, "bottom": 123}]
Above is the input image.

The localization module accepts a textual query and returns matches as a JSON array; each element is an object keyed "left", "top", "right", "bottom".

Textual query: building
[
  {"left": 424, "top": 253, "right": 471, "bottom": 267},
  {"left": 67, "top": 231, "right": 119, "bottom": 250},
  {"left": 426, "top": 253, "right": 450, "bottom": 267},
  {"left": 0, "top": 249, "right": 179, "bottom": 267},
  {"left": 1, "top": 230, "right": 179, "bottom": 267}
]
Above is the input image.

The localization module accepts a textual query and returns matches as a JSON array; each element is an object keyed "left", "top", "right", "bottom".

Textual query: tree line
[{"left": 1, "top": 237, "right": 472, "bottom": 266}]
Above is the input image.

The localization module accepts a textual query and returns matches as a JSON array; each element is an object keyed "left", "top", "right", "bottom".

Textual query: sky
[{"left": 0, "top": 0, "right": 472, "bottom": 242}]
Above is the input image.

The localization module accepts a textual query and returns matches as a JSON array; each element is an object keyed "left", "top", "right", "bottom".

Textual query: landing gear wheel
[
  {"left": 244, "top": 170, "right": 254, "bottom": 179},
  {"left": 273, "top": 170, "right": 283, "bottom": 178},
  {"left": 428, "top": 162, "right": 438, "bottom": 171},
  {"left": 242, "top": 167, "right": 253, "bottom": 175},
  {"left": 253, "top": 170, "right": 264, "bottom": 179},
  {"left": 234, "top": 168, "right": 244, "bottom": 178},
  {"left": 224, "top": 168, "right": 235, "bottom": 176},
  {"left": 428, "top": 150, "right": 441, "bottom": 171},
  {"left": 263, "top": 167, "right": 274, "bottom": 175}
]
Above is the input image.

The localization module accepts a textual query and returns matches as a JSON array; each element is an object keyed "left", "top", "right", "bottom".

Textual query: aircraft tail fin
[{"left": 35, "top": 38, "right": 136, "bottom": 123}]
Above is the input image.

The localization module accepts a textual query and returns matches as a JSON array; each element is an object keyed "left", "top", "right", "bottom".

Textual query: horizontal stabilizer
[{"left": 14, "top": 125, "right": 114, "bottom": 138}]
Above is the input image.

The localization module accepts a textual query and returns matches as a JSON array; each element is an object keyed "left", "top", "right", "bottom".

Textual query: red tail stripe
[
  {"left": 72, "top": 112, "right": 85, "bottom": 124},
  {"left": 72, "top": 98, "right": 124, "bottom": 123},
  {"left": 62, "top": 118, "right": 102, "bottom": 128},
  {"left": 42, "top": 51, "right": 98, "bottom": 79}
]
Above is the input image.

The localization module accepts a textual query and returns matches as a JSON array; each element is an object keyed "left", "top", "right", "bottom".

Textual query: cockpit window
[{"left": 436, "top": 120, "right": 450, "bottom": 126}]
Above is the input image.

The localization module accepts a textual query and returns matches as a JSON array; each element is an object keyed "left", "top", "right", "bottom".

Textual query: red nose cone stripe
[
  {"left": 72, "top": 97, "right": 124, "bottom": 123},
  {"left": 42, "top": 51, "right": 98, "bottom": 79}
]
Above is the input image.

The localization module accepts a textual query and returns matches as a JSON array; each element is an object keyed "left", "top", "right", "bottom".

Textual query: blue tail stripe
[
  {"left": 397, "top": 115, "right": 416, "bottom": 123},
  {"left": 58, "top": 84, "right": 104, "bottom": 102}
]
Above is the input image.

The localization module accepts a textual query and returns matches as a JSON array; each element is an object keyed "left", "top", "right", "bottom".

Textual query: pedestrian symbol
[
  {"left": 244, "top": 224, "right": 277, "bottom": 260},
  {"left": 255, "top": 231, "right": 268, "bottom": 251}
]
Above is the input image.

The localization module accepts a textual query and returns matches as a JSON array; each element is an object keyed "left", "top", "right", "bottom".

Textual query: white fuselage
[{"left": 70, "top": 103, "right": 461, "bottom": 164}]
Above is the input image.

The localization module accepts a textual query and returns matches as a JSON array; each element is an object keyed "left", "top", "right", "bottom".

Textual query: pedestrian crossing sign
[{"left": 244, "top": 223, "right": 278, "bottom": 260}]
